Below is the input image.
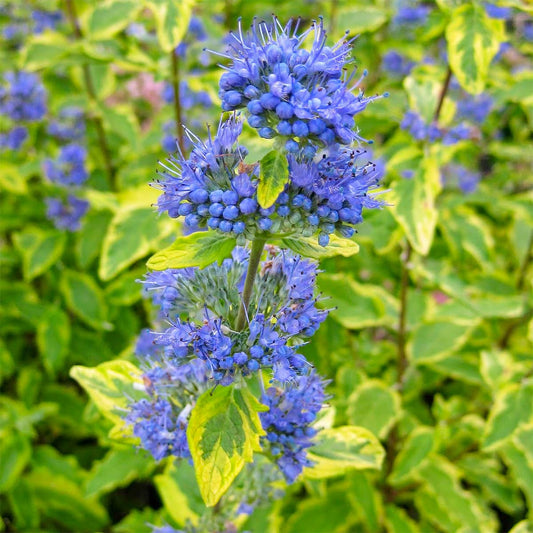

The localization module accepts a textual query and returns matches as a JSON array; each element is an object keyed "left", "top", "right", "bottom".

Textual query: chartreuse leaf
[
  {"left": 335, "top": 6, "right": 387, "bottom": 34},
  {"left": 13, "top": 228, "right": 66, "bottom": 281},
  {"left": 22, "top": 33, "right": 70, "bottom": 70},
  {"left": 446, "top": 3, "right": 504, "bottom": 94},
  {"left": 154, "top": 461, "right": 204, "bottom": 528},
  {"left": 509, "top": 521, "right": 533, "bottom": 533},
  {"left": 60, "top": 270, "right": 109, "bottom": 330},
  {"left": 101, "top": 104, "right": 140, "bottom": 147},
  {"left": 389, "top": 156, "right": 440, "bottom": 255},
  {"left": 147, "top": 231, "right": 236, "bottom": 270},
  {"left": 390, "top": 427, "right": 434, "bottom": 485},
  {"left": 0, "top": 432, "right": 31, "bottom": 491},
  {"left": 69, "top": 361, "right": 144, "bottom": 439},
  {"left": 76, "top": 209, "right": 113, "bottom": 269},
  {"left": 7, "top": 478, "right": 39, "bottom": 531},
  {"left": 99, "top": 207, "right": 173, "bottom": 281},
  {"left": 347, "top": 381, "right": 401, "bottom": 439},
  {"left": 319, "top": 274, "right": 399, "bottom": 329},
  {"left": 85, "top": 447, "right": 154, "bottom": 497},
  {"left": 86, "top": 0, "right": 141, "bottom": 39},
  {"left": 408, "top": 321, "right": 476, "bottom": 364},
  {"left": 304, "top": 426, "right": 385, "bottom": 479},
  {"left": 417, "top": 456, "right": 498, "bottom": 531},
  {"left": 281, "top": 234, "right": 359, "bottom": 259},
  {"left": 257, "top": 150, "right": 289, "bottom": 208},
  {"left": 36, "top": 306, "right": 70, "bottom": 376},
  {"left": 187, "top": 384, "right": 266, "bottom": 506},
  {"left": 146, "top": 0, "right": 194, "bottom": 52},
  {"left": 483, "top": 382, "right": 533, "bottom": 450}
]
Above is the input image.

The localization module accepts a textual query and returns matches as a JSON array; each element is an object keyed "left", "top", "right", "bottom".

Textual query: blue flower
[
  {"left": 381, "top": 51, "right": 414, "bottom": 77},
  {"left": 456, "top": 93, "right": 493, "bottom": 124},
  {"left": 31, "top": 10, "right": 62, "bottom": 34},
  {"left": 212, "top": 17, "right": 383, "bottom": 152},
  {"left": 260, "top": 372, "right": 327, "bottom": 483},
  {"left": 140, "top": 248, "right": 328, "bottom": 385},
  {"left": 441, "top": 164, "right": 481, "bottom": 194},
  {"left": 45, "top": 195, "right": 89, "bottom": 231},
  {"left": 393, "top": 2, "right": 431, "bottom": 26},
  {"left": 484, "top": 2, "right": 512, "bottom": 19},
  {"left": 0, "top": 126, "right": 28, "bottom": 151},
  {"left": 156, "top": 116, "right": 382, "bottom": 245},
  {"left": 45, "top": 143, "right": 88, "bottom": 186},
  {"left": 0, "top": 71, "right": 47, "bottom": 122},
  {"left": 47, "top": 107, "right": 85, "bottom": 142}
]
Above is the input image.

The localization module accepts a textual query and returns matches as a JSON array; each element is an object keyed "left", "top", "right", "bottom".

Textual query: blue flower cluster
[
  {"left": 213, "top": 17, "right": 383, "bottom": 155},
  {"left": 441, "top": 163, "right": 481, "bottom": 194},
  {"left": 45, "top": 144, "right": 88, "bottom": 186},
  {"left": 392, "top": 1, "right": 431, "bottom": 27},
  {"left": 2, "top": 5, "right": 62, "bottom": 46},
  {"left": 0, "top": 70, "right": 47, "bottom": 152},
  {"left": 260, "top": 372, "right": 327, "bottom": 482},
  {"left": 401, "top": 110, "right": 471, "bottom": 145},
  {"left": 45, "top": 195, "right": 90, "bottom": 232},
  {"left": 381, "top": 51, "right": 415, "bottom": 77},
  {"left": 44, "top": 142, "right": 89, "bottom": 231},
  {"left": 140, "top": 248, "right": 327, "bottom": 386},
  {"left": 0, "top": 71, "right": 47, "bottom": 122},
  {"left": 47, "top": 107, "right": 85, "bottom": 142},
  {"left": 156, "top": 115, "right": 382, "bottom": 245},
  {"left": 456, "top": 93, "right": 493, "bottom": 124}
]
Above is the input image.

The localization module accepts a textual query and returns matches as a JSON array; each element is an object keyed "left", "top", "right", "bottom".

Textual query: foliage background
[{"left": 1, "top": 0, "right": 532, "bottom": 531}]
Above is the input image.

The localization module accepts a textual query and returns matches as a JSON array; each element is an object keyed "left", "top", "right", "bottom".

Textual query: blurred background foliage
[{"left": 1, "top": 0, "right": 532, "bottom": 531}]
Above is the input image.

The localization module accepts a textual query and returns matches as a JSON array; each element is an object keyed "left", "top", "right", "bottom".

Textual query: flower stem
[
  {"left": 235, "top": 237, "right": 267, "bottom": 331},
  {"left": 396, "top": 242, "right": 412, "bottom": 387},
  {"left": 170, "top": 51, "right": 185, "bottom": 153},
  {"left": 64, "top": 0, "right": 117, "bottom": 191},
  {"left": 433, "top": 65, "right": 453, "bottom": 123}
]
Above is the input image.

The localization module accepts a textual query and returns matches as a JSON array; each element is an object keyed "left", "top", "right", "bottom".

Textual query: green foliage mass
[{"left": 1, "top": 0, "right": 532, "bottom": 531}]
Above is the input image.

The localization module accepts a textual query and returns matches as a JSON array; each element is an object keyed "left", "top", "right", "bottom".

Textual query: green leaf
[
  {"left": 69, "top": 361, "right": 144, "bottom": 437},
  {"left": 99, "top": 207, "right": 172, "bottom": 281},
  {"left": 60, "top": 270, "right": 109, "bottom": 330},
  {"left": 147, "top": 0, "right": 194, "bottom": 52},
  {"left": 26, "top": 470, "right": 109, "bottom": 531},
  {"left": 187, "top": 384, "right": 266, "bottom": 506},
  {"left": 483, "top": 383, "right": 533, "bottom": 450},
  {"left": 350, "top": 472, "right": 382, "bottom": 532},
  {"left": 389, "top": 157, "right": 440, "bottom": 255},
  {"left": 22, "top": 33, "right": 69, "bottom": 70},
  {"left": 408, "top": 321, "right": 475, "bottom": 364},
  {"left": 501, "top": 443, "right": 533, "bottom": 517},
  {"left": 154, "top": 462, "right": 204, "bottom": 527},
  {"left": 257, "top": 150, "right": 289, "bottom": 209},
  {"left": 0, "top": 432, "right": 31, "bottom": 491},
  {"left": 281, "top": 234, "right": 359, "bottom": 259},
  {"left": 36, "top": 306, "right": 70, "bottom": 376},
  {"left": 13, "top": 228, "right": 66, "bottom": 281},
  {"left": 390, "top": 427, "right": 434, "bottom": 485},
  {"left": 85, "top": 447, "right": 154, "bottom": 497},
  {"left": 319, "top": 274, "right": 399, "bottom": 330},
  {"left": 305, "top": 426, "right": 385, "bottom": 479},
  {"left": 86, "top": 0, "right": 141, "bottom": 39},
  {"left": 105, "top": 267, "right": 144, "bottom": 306},
  {"left": 0, "top": 163, "right": 28, "bottom": 195},
  {"left": 417, "top": 456, "right": 497, "bottom": 531},
  {"left": 335, "top": 6, "right": 388, "bottom": 34},
  {"left": 446, "top": 3, "right": 504, "bottom": 94},
  {"left": 7, "top": 478, "right": 39, "bottom": 531},
  {"left": 347, "top": 381, "right": 401, "bottom": 439},
  {"left": 76, "top": 209, "right": 113, "bottom": 269},
  {"left": 101, "top": 105, "right": 140, "bottom": 147},
  {"left": 147, "top": 231, "right": 236, "bottom": 270},
  {"left": 385, "top": 504, "right": 420, "bottom": 533},
  {"left": 285, "top": 487, "right": 355, "bottom": 533}
]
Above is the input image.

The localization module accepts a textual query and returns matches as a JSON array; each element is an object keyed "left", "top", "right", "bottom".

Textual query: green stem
[
  {"left": 170, "top": 51, "right": 185, "bottom": 153},
  {"left": 64, "top": 0, "right": 116, "bottom": 191},
  {"left": 396, "top": 242, "right": 412, "bottom": 388},
  {"left": 235, "top": 237, "right": 267, "bottom": 331}
]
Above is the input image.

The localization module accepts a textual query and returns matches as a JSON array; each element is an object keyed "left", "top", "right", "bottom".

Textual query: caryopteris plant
[{"left": 72, "top": 16, "right": 388, "bottom": 531}]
